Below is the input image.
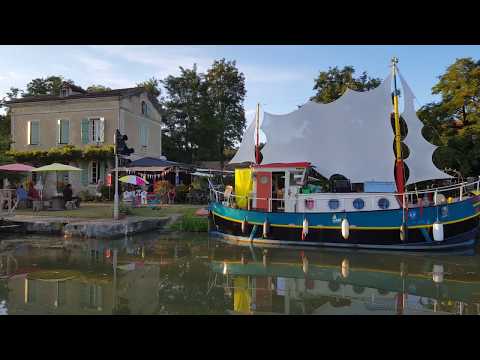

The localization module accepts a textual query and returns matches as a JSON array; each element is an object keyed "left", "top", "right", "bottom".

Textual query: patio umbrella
[
  {"left": 119, "top": 175, "right": 149, "bottom": 186},
  {"left": 32, "top": 163, "right": 82, "bottom": 198},
  {"left": 32, "top": 163, "right": 82, "bottom": 172},
  {"left": 0, "top": 163, "right": 36, "bottom": 172}
]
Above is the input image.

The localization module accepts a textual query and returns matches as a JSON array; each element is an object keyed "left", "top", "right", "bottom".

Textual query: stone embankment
[{"left": 7, "top": 215, "right": 170, "bottom": 239}]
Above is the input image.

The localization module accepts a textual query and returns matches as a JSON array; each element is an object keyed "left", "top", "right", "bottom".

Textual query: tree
[
  {"left": 24, "top": 75, "right": 74, "bottom": 97},
  {"left": 418, "top": 57, "right": 480, "bottom": 178},
  {"left": 137, "top": 77, "right": 161, "bottom": 97},
  {"left": 431, "top": 58, "right": 480, "bottom": 126},
  {"left": 204, "top": 59, "right": 246, "bottom": 168},
  {"left": 86, "top": 84, "right": 112, "bottom": 92},
  {"left": 161, "top": 66, "right": 205, "bottom": 163},
  {"left": 311, "top": 66, "right": 381, "bottom": 103}
]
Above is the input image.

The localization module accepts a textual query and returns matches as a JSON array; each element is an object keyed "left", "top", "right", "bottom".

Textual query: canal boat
[{"left": 208, "top": 58, "right": 480, "bottom": 250}]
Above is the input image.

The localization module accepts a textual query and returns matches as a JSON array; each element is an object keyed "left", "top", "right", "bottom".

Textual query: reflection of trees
[{"left": 156, "top": 260, "right": 230, "bottom": 314}]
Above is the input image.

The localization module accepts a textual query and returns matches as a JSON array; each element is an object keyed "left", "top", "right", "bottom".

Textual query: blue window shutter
[
  {"left": 80, "top": 162, "right": 89, "bottom": 186},
  {"left": 31, "top": 121, "right": 39, "bottom": 145},
  {"left": 99, "top": 160, "right": 105, "bottom": 182},
  {"left": 81, "top": 119, "right": 90, "bottom": 144},
  {"left": 61, "top": 120, "right": 70, "bottom": 144}
]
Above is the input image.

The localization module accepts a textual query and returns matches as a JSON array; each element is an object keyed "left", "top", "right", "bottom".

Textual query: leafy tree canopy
[
  {"left": 86, "top": 84, "right": 112, "bottom": 93},
  {"left": 311, "top": 65, "right": 381, "bottom": 103}
]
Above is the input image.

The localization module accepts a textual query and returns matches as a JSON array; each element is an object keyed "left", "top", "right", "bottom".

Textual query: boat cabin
[{"left": 245, "top": 162, "right": 401, "bottom": 213}]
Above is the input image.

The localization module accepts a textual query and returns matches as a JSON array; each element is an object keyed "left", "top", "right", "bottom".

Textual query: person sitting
[
  {"left": 16, "top": 184, "right": 28, "bottom": 209},
  {"left": 63, "top": 184, "right": 80, "bottom": 209},
  {"left": 28, "top": 183, "right": 41, "bottom": 210}
]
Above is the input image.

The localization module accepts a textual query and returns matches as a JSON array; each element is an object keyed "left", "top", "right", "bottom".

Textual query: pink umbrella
[{"left": 0, "top": 163, "right": 36, "bottom": 172}]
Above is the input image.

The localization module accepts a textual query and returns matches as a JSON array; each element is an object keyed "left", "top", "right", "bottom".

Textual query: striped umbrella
[{"left": 119, "top": 175, "right": 149, "bottom": 186}]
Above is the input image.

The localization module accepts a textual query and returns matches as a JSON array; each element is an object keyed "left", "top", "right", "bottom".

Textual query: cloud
[{"left": 77, "top": 55, "right": 113, "bottom": 72}]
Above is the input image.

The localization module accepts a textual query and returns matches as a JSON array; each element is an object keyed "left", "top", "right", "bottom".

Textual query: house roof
[
  {"left": 6, "top": 87, "right": 144, "bottom": 105},
  {"left": 6, "top": 86, "right": 165, "bottom": 116}
]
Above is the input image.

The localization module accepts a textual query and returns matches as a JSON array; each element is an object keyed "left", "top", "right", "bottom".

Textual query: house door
[{"left": 256, "top": 171, "right": 272, "bottom": 211}]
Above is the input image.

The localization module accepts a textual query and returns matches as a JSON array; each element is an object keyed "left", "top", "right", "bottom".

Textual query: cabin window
[
  {"left": 328, "top": 199, "right": 340, "bottom": 210},
  {"left": 378, "top": 198, "right": 390, "bottom": 209},
  {"left": 353, "top": 198, "right": 365, "bottom": 210},
  {"left": 289, "top": 171, "right": 304, "bottom": 186}
]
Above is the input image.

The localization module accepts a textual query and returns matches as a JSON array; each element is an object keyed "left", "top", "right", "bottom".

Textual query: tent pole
[{"left": 255, "top": 103, "right": 260, "bottom": 165}]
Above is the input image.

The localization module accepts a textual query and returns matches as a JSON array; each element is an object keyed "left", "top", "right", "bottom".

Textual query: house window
[
  {"left": 90, "top": 161, "right": 100, "bottom": 184},
  {"left": 27, "top": 120, "right": 40, "bottom": 145},
  {"left": 141, "top": 101, "right": 148, "bottom": 116},
  {"left": 60, "top": 88, "right": 69, "bottom": 97},
  {"left": 81, "top": 118, "right": 105, "bottom": 144},
  {"left": 57, "top": 119, "right": 70, "bottom": 144}
]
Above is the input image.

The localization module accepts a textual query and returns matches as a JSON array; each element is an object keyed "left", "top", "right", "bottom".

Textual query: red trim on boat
[{"left": 254, "top": 162, "right": 311, "bottom": 169}]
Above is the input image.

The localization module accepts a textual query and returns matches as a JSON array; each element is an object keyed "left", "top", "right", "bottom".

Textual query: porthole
[
  {"left": 260, "top": 176, "right": 269, "bottom": 185},
  {"left": 328, "top": 199, "right": 340, "bottom": 210},
  {"left": 353, "top": 198, "right": 365, "bottom": 210},
  {"left": 378, "top": 198, "right": 390, "bottom": 210}
]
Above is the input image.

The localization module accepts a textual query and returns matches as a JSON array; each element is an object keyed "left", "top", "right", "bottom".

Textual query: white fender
[
  {"left": 341, "top": 218, "right": 350, "bottom": 240},
  {"left": 400, "top": 224, "right": 406, "bottom": 242},
  {"left": 302, "top": 218, "right": 309, "bottom": 240},
  {"left": 241, "top": 218, "right": 247, "bottom": 234},
  {"left": 433, "top": 221, "right": 444, "bottom": 242},
  {"left": 432, "top": 264, "right": 444, "bottom": 283},
  {"left": 263, "top": 219, "right": 269, "bottom": 238}
]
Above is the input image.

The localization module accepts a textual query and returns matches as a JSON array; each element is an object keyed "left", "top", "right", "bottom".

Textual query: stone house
[{"left": 6, "top": 83, "right": 163, "bottom": 197}]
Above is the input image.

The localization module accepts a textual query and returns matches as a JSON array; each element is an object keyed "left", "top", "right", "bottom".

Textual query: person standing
[{"left": 16, "top": 184, "right": 28, "bottom": 209}]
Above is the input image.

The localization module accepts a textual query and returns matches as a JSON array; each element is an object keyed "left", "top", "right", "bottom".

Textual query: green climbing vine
[{"left": 6, "top": 144, "right": 115, "bottom": 165}]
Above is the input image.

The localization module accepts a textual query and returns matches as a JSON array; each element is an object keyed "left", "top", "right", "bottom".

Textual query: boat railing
[{"left": 209, "top": 177, "right": 480, "bottom": 212}]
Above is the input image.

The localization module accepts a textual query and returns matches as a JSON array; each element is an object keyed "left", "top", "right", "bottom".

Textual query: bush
[
  {"left": 78, "top": 190, "right": 95, "bottom": 202},
  {"left": 100, "top": 185, "right": 113, "bottom": 201},
  {"left": 175, "top": 184, "right": 189, "bottom": 203}
]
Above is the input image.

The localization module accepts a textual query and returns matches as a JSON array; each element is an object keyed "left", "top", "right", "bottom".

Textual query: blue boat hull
[{"left": 208, "top": 196, "right": 480, "bottom": 250}]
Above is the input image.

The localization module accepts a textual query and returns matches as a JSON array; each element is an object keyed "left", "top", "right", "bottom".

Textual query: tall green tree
[
  {"left": 311, "top": 66, "right": 381, "bottom": 103},
  {"left": 161, "top": 65, "right": 205, "bottom": 163},
  {"left": 204, "top": 59, "right": 246, "bottom": 168},
  {"left": 431, "top": 58, "right": 480, "bottom": 126},
  {"left": 418, "top": 57, "right": 480, "bottom": 177}
]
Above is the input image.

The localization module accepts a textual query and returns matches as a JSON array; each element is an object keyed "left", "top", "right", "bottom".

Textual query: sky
[{"left": 1, "top": 45, "right": 480, "bottom": 125}]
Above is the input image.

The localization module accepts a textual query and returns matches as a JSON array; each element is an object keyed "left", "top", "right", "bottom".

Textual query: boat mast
[
  {"left": 255, "top": 103, "right": 260, "bottom": 164},
  {"left": 392, "top": 57, "right": 405, "bottom": 194}
]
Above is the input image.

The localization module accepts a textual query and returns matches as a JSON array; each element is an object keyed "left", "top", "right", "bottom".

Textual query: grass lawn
[{"left": 15, "top": 202, "right": 206, "bottom": 222}]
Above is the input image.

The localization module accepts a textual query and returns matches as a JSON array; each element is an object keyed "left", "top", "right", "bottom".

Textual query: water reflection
[{"left": 0, "top": 232, "right": 479, "bottom": 315}]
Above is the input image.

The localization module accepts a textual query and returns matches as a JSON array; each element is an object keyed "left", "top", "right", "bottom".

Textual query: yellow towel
[{"left": 235, "top": 168, "right": 253, "bottom": 209}]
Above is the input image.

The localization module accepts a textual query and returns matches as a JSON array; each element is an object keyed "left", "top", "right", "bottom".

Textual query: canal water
[{"left": 0, "top": 231, "right": 479, "bottom": 315}]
